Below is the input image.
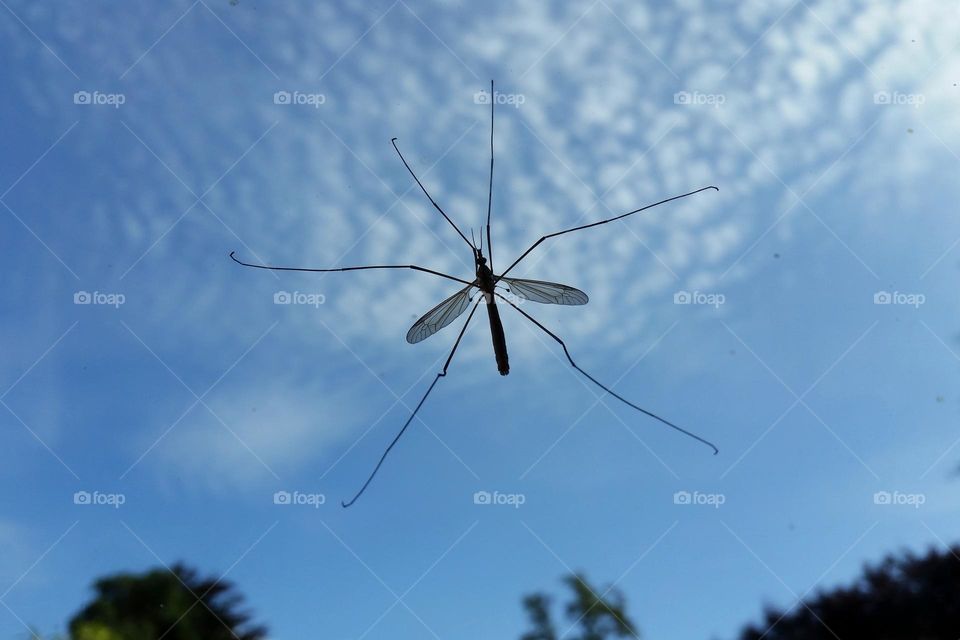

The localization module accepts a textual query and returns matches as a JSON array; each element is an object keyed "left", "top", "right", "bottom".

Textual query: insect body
[
  {"left": 477, "top": 250, "right": 510, "bottom": 376},
  {"left": 402, "top": 245, "right": 589, "bottom": 378},
  {"left": 231, "top": 80, "right": 719, "bottom": 507}
]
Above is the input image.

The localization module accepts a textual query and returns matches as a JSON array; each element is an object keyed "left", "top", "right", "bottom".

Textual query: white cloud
[
  {"left": 148, "top": 378, "right": 380, "bottom": 490},
  {"left": 7, "top": 0, "right": 959, "bottom": 487}
]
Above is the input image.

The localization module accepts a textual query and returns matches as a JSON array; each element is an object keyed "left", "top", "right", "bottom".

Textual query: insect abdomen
[{"left": 486, "top": 298, "right": 510, "bottom": 376}]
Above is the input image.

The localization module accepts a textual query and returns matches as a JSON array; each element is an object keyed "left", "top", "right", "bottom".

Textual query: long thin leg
[
  {"left": 496, "top": 185, "right": 718, "bottom": 280},
  {"left": 391, "top": 137, "right": 475, "bottom": 252},
  {"left": 342, "top": 297, "right": 483, "bottom": 507},
  {"left": 229, "top": 251, "right": 473, "bottom": 287},
  {"left": 486, "top": 79, "right": 495, "bottom": 271},
  {"left": 495, "top": 292, "right": 718, "bottom": 455}
]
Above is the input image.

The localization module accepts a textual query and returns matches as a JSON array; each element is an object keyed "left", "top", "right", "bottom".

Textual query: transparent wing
[
  {"left": 406, "top": 283, "right": 478, "bottom": 344},
  {"left": 499, "top": 278, "right": 588, "bottom": 305}
]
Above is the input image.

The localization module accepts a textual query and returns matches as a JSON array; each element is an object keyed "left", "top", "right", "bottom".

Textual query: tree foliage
[
  {"left": 67, "top": 563, "right": 267, "bottom": 640},
  {"left": 520, "top": 573, "right": 639, "bottom": 640},
  {"left": 739, "top": 545, "right": 960, "bottom": 639}
]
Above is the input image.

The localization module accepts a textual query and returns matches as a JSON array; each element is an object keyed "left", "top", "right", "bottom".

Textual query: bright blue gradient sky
[{"left": 2, "top": 1, "right": 960, "bottom": 639}]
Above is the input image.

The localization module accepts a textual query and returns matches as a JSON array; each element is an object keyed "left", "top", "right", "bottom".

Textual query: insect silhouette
[{"left": 230, "top": 81, "right": 719, "bottom": 507}]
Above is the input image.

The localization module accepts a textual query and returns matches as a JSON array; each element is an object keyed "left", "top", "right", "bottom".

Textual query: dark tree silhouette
[
  {"left": 67, "top": 563, "right": 267, "bottom": 640},
  {"left": 521, "top": 594, "right": 558, "bottom": 640},
  {"left": 738, "top": 545, "right": 960, "bottom": 639},
  {"left": 520, "top": 573, "right": 639, "bottom": 640}
]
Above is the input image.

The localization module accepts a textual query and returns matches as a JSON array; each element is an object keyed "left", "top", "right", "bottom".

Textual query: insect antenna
[
  {"left": 391, "top": 137, "right": 475, "bottom": 251},
  {"left": 486, "top": 79, "right": 495, "bottom": 271}
]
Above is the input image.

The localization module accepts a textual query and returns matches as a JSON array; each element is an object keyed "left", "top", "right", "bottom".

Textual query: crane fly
[{"left": 230, "top": 81, "right": 720, "bottom": 507}]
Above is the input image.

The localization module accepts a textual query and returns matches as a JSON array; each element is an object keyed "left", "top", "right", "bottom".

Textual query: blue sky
[{"left": 2, "top": 1, "right": 960, "bottom": 638}]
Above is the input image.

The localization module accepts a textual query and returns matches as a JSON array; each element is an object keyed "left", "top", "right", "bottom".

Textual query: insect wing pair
[{"left": 406, "top": 278, "right": 589, "bottom": 344}]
